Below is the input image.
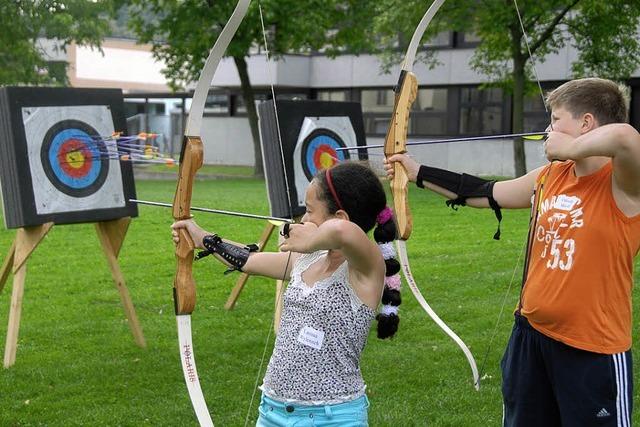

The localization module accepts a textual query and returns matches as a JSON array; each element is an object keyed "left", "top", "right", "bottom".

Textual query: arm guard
[
  {"left": 195, "top": 234, "right": 258, "bottom": 274},
  {"left": 416, "top": 165, "right": 503, "bottom": 240}
]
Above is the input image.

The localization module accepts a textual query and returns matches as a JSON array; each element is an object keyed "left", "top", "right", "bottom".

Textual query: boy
[{"left": 385, "top": 78, "right": 640, "bottom": 426}]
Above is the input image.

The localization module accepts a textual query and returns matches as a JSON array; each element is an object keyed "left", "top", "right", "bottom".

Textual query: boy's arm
[
  {"left": 545, "top": 124, "right": 640, "bottom": 198},
  {"left": 385, "top": 154, "right": 544, "bottom": 209}
]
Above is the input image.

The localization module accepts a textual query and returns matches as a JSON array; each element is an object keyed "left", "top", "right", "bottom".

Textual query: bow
[
  {"left": 383, "top": 0, "right": 480, "bottom": 390},
  {"left": 172, "top": 1, "right": 251, "bottom": 425}
]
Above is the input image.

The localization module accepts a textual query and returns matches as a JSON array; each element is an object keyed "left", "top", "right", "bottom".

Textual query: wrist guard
[
  {"left": 416, "top": 165, "right": 503, "bottom": 240},
  {"left": 195, "top": 234, "right": 258, "bottom": 274}
]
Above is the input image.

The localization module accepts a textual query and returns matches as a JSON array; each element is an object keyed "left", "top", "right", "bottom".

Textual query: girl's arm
[
  {"left": 280, "top": 219, "right": 384, "bottom": 279},
  {"left": 171, "top": 219, "right": 299, "bottom": 281}
]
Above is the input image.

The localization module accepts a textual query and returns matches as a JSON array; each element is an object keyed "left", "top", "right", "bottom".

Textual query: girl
[{"left": 172, "top": 162, "right": 402, "bottom": 426}]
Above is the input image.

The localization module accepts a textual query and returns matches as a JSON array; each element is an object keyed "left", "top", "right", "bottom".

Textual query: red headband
[{"left": 325, "top": 168, "right": 345, "bottom": 211}]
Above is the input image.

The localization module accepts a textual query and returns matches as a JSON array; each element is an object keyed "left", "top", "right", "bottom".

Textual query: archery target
[
  {"left": 293, "top": 116, "right": 356, "bottom": 206},
  {"left": 23, "top": 105, "right": 126, "bottom": 215}
]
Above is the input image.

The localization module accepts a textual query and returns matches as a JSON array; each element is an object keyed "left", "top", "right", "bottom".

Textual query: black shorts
[{"left": 501, "top": 314, "right": 632, "bottom": 427}]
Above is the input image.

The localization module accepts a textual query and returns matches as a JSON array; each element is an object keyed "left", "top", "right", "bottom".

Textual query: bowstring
[
  {"left": 477, "top": 0, "right": 551, "bottom": 381},
  {"left": 243, "top": 3, "right": 295, "bottom": 425}
]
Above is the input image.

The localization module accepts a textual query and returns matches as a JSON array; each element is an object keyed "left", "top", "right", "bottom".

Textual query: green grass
[
  {"left": 136, "top": 164, "right": 254, "bottom": 177},
  {"left": 0, "top": 179, "right": 638, "bottom": 426}
]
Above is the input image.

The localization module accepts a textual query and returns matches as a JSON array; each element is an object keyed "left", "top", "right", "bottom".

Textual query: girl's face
[{"left": 302, "top": 180, "right": 335, "bottom": 226}]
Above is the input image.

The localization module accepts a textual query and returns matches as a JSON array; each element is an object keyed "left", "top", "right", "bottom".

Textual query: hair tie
[
  {"left": 325, "top": 168, "right": 345, "bottom": 211},
  {"left": 379, "top": 242, "right": 396, "bottom": 260},
  {"left": 380, "top": 305, "right": 399, "bottom": 316},
  {"left": 376, "top": 206, "right": 393, "bottom": 225},
  {"left": 384, "top": 274, "right": 402, "bottom": 290}
]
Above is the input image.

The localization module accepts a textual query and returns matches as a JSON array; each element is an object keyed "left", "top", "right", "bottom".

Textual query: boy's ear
[{"left": 582, "top": 112, "right": 598, "bottom": 133}]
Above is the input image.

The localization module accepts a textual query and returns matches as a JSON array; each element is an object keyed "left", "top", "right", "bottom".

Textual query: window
[
  {"left": 204, "top": 93, "right": 229, "bottom": 114},
  {"left": 423, "top": 31, "right": 453, "bottom": 48},
  {"left": 459, "top": 87, "right": 504, "bottom": 135},
  {"left": 234, "top": 92, "right": 309, "bottom": 115},
  {"left": 523, "top": 93, "right": 550, "bottom": 132},
  {"left": 411, "top": 88, "right": 448, "bottom": 135},
  {"left": 360, "top": 87, "right": 450, "bottom": 136},
  {"left": 360, "top": 88, "right": 395, "bottom": 134},
  {"left": 317, "top": 90, "right": 348, "bottom": 102}
]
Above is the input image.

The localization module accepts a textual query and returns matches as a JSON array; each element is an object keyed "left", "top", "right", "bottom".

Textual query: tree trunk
[
  {"left": 509, "top": 9, "right": 528, "bottom": 178},
  {"left": 234, "top": 56, "right": 264, "bottom": 178},
  {"left": 512, "top": 57, "right": 527, "bottom": 177}
]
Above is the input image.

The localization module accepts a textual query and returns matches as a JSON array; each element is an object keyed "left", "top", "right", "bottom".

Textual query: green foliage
[
  {"left": 0, "top": 0, "right": 120, "bottom": 85},
  {"left": 1, "top": 179, "right": 639, "bottom": 425},
  {"left": 374, "top": 0, "right": 640, "bottom": 86},
  {"left": 127, "top": 0, "right": 377, "bottom": 90}
]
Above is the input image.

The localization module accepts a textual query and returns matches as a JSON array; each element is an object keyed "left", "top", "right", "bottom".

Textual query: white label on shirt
[
  {"left": 554, "top": 195, "right": 580, "bottom": 211},
  {"left": 297, "top": 325, "right": 325, "bottom": 350}
]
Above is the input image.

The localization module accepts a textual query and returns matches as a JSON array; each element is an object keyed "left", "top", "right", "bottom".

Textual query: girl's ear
[{"left": 334, "top": 209, "right": 349, "bottom": 221}]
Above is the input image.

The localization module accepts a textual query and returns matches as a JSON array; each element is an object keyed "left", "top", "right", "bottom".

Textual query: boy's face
[{"left": 548, "top": 106, "right": 589, "bottom": 137}]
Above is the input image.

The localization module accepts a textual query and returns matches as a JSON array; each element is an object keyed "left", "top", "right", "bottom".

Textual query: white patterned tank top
[{"left": 261, "top": 250, "right": 376, "bottom": 404}]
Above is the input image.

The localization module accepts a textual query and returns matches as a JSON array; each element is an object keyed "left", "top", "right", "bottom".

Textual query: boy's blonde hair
[{"left": 546, "top": 78, "right": 629, "bottom": 125}]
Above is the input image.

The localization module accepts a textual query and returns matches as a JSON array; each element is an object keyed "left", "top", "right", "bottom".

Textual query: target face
[
  {"left": 40, "top": 120, "right": 109, "bottom": 197},
  {"left": 301, "top": 129, "right": 350, "bottom": 180},
  {"left": 23, "top": 105, "right": 126, "bottom": 216},
  {"left": 292, "top": 116, "right": 359, "bottom": 206}
]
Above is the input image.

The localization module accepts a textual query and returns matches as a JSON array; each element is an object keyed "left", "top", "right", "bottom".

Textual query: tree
[
  {"left": 128, "top": 0, "right": 375, "bottom": 178},
  {"left": 374, "top": 0, "right": 640, "bottom": 176},
  {"left": 0, "top": 0, "right": 120, "bottom": 85}
]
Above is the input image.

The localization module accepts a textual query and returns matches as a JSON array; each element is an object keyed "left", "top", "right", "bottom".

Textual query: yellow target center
[
  {"left": 318, "top": 152, "right": 335, "bottom": 169},
  {"left": 66, "top": 151, "right": 85, "bottom": 169}
]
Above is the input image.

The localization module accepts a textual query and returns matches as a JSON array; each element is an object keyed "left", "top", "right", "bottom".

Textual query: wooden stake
[
  {"left": 0, "top": 240, "right": 16, "bottom": 293},
  {"left": 3, "top": 223, "right": 52, "bottom": 367}
]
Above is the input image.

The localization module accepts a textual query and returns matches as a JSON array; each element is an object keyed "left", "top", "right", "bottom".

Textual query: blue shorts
[{"left": 256, "top": 394, "right": 369, "bottom": 427}]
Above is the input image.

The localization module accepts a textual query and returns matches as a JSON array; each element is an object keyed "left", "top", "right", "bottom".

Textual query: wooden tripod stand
[{"left": 0, "top": 217, "right": 146, "bottom": 367}]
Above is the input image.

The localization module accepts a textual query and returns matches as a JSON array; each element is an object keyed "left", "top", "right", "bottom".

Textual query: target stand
[
  {"left": 0, "top": 218, "right": 146, "bottom": 367},
  {"left": 0, "top": 87, "right": 144, "bottom": 366}
]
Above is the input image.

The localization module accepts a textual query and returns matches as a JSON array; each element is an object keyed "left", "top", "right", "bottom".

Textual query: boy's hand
[
  {"left": 384, "top": 154, "right": 419, "bottom": 182},
  {"left": 544, "top": 131, "right": 576, "bottom": 161}
]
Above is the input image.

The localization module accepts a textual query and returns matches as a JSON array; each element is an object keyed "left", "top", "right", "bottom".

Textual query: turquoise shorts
[{"left": 256, "top": 394, "right": 369, "bottom": 427}]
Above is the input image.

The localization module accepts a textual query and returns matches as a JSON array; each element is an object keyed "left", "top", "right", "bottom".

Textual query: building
[{"left": 61, "top": 31, "right": 640, "bottom": 176}]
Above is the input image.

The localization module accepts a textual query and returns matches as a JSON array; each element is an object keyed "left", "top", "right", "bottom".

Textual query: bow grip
[
  {"left": 384, "top": 71, "right": 417, "bottom": 240},
  {"left": 172, "top": 136, "right": 204, "bottom": 315}
]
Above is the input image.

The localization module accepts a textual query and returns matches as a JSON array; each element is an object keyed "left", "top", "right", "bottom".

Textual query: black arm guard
[
  {"left": 195, "top": 234, "right": 258, "bottom": 274},
  {"left": 416, "top": 165, "right": 503, "bottom": 240}
]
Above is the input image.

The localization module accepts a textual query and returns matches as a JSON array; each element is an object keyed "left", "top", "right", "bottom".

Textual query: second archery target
[
  {"left": 258, "top": 100, "right": 367, "bottom": 218},
  {"left": 0, "top": 87, "right": 138, "bottom": 229}
]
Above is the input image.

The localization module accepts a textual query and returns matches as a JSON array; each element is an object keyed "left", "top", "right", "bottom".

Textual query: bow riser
[
  {"left": 384, "top": 71, "right": 418, "bottom": 240},
  {"left": 173, "top": 136, "right": 203, "bottom": 315}
]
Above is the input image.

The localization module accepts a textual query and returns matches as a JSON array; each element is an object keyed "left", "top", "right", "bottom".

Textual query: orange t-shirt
[{"left": 521, "top": 160, "right": 640, "bottom": 354}]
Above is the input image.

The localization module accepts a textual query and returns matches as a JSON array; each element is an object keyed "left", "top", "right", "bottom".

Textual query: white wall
[{"left": 200, "top": 117, "right": 546, "bottom": 176}]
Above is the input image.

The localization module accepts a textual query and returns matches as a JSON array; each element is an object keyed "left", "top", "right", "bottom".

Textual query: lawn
[{"left": 0, "top": 178, "right": 638, "bottom": 426}]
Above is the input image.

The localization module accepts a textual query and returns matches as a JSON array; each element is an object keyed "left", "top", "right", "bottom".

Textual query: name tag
[
  {"left": 554, "top": 195, "right": 580, "bottom": 211},
  {"left": 297, "top": 325, "right": 325, "bottom": 350}
]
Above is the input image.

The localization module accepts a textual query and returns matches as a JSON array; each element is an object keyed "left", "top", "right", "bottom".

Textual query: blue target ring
[
  {"left": 40, "top": 120, "right": 109, "bottom": 197},
  {"left": 301, "top": 129, "right": 350, "bottom": 180}
]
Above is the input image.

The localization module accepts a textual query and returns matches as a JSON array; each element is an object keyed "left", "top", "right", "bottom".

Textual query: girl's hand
[
  {"left": 171, "top": 219, "right": 208, "bottom": 249},
  {"left": 544, "top": 131, "right": 576, "bottom": 161},
  {"left": 279, "top": 222, "right": 319, "bottom": 253},
  {"left": 384, "top": 154, "right": 419, "bottom": 182}
]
